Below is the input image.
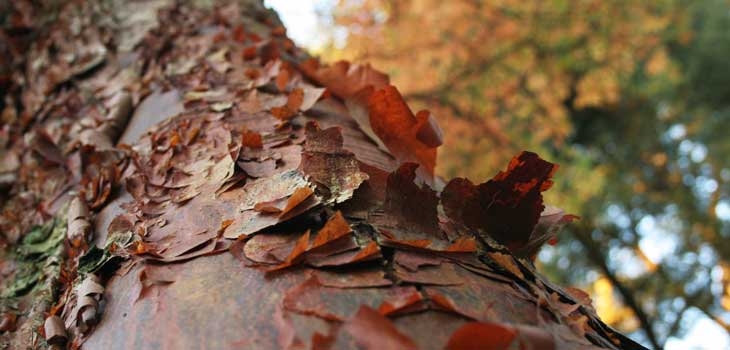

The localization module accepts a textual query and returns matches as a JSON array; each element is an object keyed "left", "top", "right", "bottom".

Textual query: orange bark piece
[
  {"left": 380, "top": 237, "right": 432, "bottom": 250},
  {"left": 301, "top": 60, "right": 389, "bottom": 100},
  {"left": 305, "top": 240, "right": 379, "bottom": 267},
  {"left": 266, "top": 230, "right": 311, "bottom": 272},
  {"left": 425, "top": 290, "right": 477, "bottom": 320},
  {"left": 248, "top": 32, "right": 262, "bottom": 42},
  {"left": 271, "top": 88, "right": 304, "bottom": 120},
  {"left": 245, "top": 68, "right": 261, "bottom": 80},
  {"left": 377, "top": 288, "right": 424, "bottom": 316},
  {"left": 313, "top": 268, "right": 392, "bottom": 288},
  {"left": 282, "top": 276, "right": 343, "bottom": 321},
  {"left": 241, "top": 130, "right": 263, "bottom": 148},
  {"left": 219, "top": 219, "right": 234, "bottom": 233},
  {"left": 446, "top": 322, "right": 517, "bottom": 350},
  {"left": 310, "top": 211, "right": 352, "bottom": 250},
  {"left": 242, "top": 46, "right": 257, "bottom": 60},
  {"left": 429, "top": 292, "right": 456, "bottom": 310},
  {"left": 275, "top": 68, "right": 290, "bottom": 91},
  {"left": 212, "top": 31, "right": 226, "bottom": 43},
  {"left": 253, "top": 201, "right": 283, "bottom": 214},
  {"left": 279, "top": 187, "right": 314, "bottom": 217},
  {"left": 298, "top": 58, "right": 319, "bottom": 74},
  {"left": 565, "top": 287, "right": 594, "bottom": 309},
  {"left": 311, "top": 332, "right": 334, "bottom": 350},
  {"left": 487, "top": 252, "right": 525, "bottom": 279},
  {"left": 232, "top": 24, "right": 246, "bottom": 42},
  {"left": 270, "top": 106, "right": 292, "bottom": 120},
  {"left": 271, "top": 26, "right": 286, "bottom": 36},
  {"left": 134, "top": 241, "right": 149, "bottom": 255},
  {"left": 344, "top": 305, "right": 418, "bottom": 350},
  {"left": 414, "top": 110, "right": 443, "bottom": 147},
  {"left": 349, "top": 241, "right": 380, "bottom": 262},
  {"left": 368, "top": 86, "right": 438, "bottom": 182},
  {"left": 286, "top": 88, "right": 304, "bottom": 110},
  {"left": 445, "top": 237, "right": 478, "bottom": 253}
]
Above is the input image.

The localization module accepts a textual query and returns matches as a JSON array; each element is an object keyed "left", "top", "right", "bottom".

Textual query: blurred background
[{"left": 264, "top": 0, "right": 730, "bottom": 349}]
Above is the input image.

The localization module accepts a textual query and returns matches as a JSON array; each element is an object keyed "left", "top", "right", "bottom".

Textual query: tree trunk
[{"left": 0, "top": 1, "right": 647, "bottom": 349}]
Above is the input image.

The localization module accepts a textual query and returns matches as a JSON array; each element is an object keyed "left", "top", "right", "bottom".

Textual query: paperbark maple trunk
[{"left": 0, "top": 1, "right": 648, "bottom": 350}]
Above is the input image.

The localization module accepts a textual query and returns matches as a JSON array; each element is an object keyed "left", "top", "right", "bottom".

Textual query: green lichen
[
  {"left": 1, "top": 217, "right": 65, "bottom": 299},
  {"left": 0, "top": 214, "right": 66, "bottom": 349}
]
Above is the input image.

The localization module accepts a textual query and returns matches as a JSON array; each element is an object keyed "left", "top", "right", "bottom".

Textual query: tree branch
[
  {"left": 573, "top": 225, "right": 662, "bottom": 350},
  {"left": 403, "top": 38, "right": 534, "bottom": 101}
]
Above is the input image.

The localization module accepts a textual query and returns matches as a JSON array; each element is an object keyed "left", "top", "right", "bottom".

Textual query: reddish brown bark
[{"left": 0, "top": 1, "right": 646, "bottom": 349}]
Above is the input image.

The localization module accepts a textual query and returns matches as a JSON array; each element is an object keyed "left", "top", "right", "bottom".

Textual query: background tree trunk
[{"left": 0, "top": 1, "right": 647, "bottom": 349}]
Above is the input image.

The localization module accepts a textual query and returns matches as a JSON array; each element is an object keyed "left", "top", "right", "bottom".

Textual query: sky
[
  {"left": 263, "top": 1, "right": 730, "bottom": 349},
  {"left": 264, "top": 0, "right": 339, "bottom": 50}
]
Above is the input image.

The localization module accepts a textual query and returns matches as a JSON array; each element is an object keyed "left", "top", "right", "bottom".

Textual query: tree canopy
[{"left": 315, "top": 0, "right": 730, "bottom": 348}]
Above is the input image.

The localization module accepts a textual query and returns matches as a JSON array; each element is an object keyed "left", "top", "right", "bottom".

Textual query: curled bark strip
[
  {"left": 44, "top": 315, "right": 67, "bottom": 345},
  {"left": 77, "top": 91, "right": 133, "bottom": 150},
  {"left": 67, "top": 196, "right": 92, "bottom": 243},
  {"left": 68, "top": 196, "right": 90, "bottom": 221},
  {"left": 71, "top": 275, "right": 105, "bottom": 333},
  {"left": 103, "top": 91, "right": 134, "bottom": 143},
  {"left": 76, "top": 295, "right": 99, "bottom": 333},
  {"left": 78, "top": 129, "right": 114, "bottom": 150},
  {"left": 78, "top": 276, "right": 104, "bottom": 297}
]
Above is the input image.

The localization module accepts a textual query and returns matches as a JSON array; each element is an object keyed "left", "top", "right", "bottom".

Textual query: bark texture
[{"left": 0, "top": 1, "right": 646, "bottom": 349}]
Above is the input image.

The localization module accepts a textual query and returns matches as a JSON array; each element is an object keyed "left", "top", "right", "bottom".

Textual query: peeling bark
[{"left": 0, "top": 1, "right": 647, "bottom": 349}]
